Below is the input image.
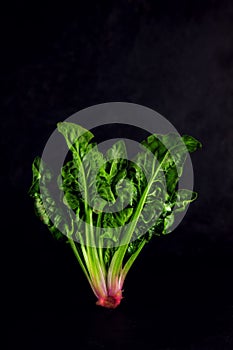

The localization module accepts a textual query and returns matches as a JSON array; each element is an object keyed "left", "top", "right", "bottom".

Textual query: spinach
[{"left": 29, "top": 122, "right": 201, "bottom": 308}]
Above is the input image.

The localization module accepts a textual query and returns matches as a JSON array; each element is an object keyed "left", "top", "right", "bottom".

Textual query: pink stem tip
[{"left": 96, "top": 290, "right": 123, "bottom": 309}]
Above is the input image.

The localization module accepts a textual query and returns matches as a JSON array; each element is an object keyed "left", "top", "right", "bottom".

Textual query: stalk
[{"left": 107, "top": 151, "right": 170, "bottom": 283}]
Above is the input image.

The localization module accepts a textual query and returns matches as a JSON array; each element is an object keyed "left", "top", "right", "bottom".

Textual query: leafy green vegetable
[{"left": 29, "top": 122, "right": 202, "bottom": 308}]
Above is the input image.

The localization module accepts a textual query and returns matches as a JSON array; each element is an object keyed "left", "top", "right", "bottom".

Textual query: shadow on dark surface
[{"left": 3, "top": 0, "right": 233, "bottom": 349}]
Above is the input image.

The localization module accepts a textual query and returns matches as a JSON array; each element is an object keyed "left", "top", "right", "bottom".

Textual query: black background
[{"left": 3, "top": 1, "right": 233, "bottom": 349}]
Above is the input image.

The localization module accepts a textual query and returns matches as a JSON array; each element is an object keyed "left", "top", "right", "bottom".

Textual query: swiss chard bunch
[{"left": 29, "top": 122, "right": 201, "bottom": 308}]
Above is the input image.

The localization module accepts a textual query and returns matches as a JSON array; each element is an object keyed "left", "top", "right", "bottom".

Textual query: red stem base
[{"left": 96, "top": 290, "right": 123, "bottom": 309}]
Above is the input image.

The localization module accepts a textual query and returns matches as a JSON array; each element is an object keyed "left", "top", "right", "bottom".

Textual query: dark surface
[{"left": 3, "top": 1, "right": 233, "bottom": 349}]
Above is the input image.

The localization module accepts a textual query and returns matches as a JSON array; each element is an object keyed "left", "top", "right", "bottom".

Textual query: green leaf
[
  {"left": 57, "top": 121, "right": 94, "bottom": 159},
  {"left": 29, "top": 157, "right": 71, "bottom": 240},
  {"left": 172, "top": 189, "right": 198, "bottom": 213},
  {"left": 96, "top": 140, "right": 128, "bottom": 204},
  {"left": 125, "top": 133, "right": 201, "bottom": 242},
  {"left": 182, "top": 135, "right": 202, "bottom": 153}
]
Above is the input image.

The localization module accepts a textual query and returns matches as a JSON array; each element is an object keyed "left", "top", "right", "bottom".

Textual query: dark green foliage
[{"left": 29, "top": 122, "right": 202, "bottom": 265}]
